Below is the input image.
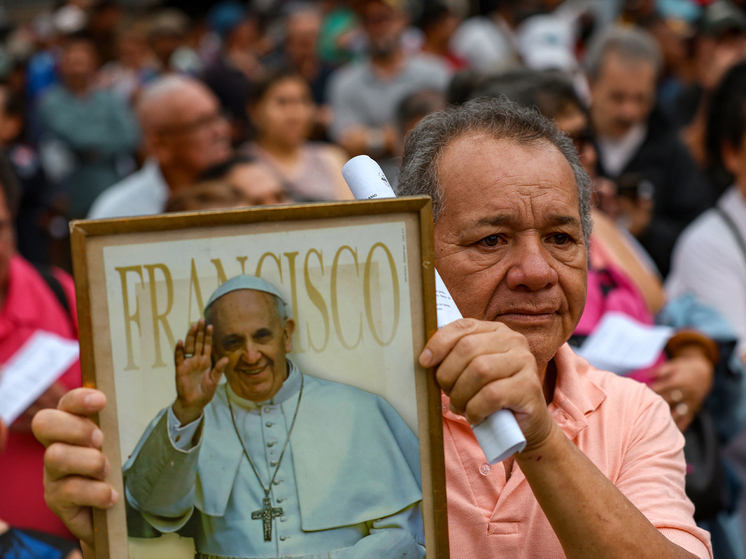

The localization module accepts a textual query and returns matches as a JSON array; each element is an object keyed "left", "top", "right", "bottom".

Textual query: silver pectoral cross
[{"left": 252, "top": 496, "right": 283, "bottom": 541}]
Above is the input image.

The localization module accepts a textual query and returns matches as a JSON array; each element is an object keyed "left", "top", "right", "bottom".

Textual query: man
[
  {"left": 34, "top": 99, "right": 710, "bottom": 558},
  {"left": 327, "top": 0, "right": 450, "bottom": 181},
  {"left": 122, "top": 275, "right": 424, "bottom": 558},
  {"left": 0, "top": 84, "right": 56, "bottom": 266},
  {"left": 87, "top": 75, "right": 233, "bottom": 219},
  {"left": 585, "top": 25, "right": 711, "bottom": 277},
  {"left": 196, "top": 154, "right": 293, "bottom": 207},
  {"left": 37, "top": 31, "right": 139, "bottom": 219}
]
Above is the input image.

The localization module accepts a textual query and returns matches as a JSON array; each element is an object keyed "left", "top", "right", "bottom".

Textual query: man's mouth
[
  {"left": 238, "top": 363, "right": 269, "bottom": 376},
  {"left": 497, "top": 308, "right": 558, "bottom": 324}
]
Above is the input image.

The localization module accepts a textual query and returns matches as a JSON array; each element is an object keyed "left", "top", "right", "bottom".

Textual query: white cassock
[{"left": 123, "top": 360, "right": 425, "bottom": 559}]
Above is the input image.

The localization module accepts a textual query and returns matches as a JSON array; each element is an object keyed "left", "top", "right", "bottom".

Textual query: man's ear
[{"left": 284, "top": 318, "right": 296, "bottom": 353}]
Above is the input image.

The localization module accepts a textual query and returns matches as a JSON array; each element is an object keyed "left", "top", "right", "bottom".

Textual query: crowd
[{"left": 0, "top": 0, "right": 745, "bottom": 557}]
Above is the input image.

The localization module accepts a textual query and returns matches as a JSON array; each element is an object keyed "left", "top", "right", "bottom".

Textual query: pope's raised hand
[{"left": 172, "top": 320, "right": 228, "bottom": 426}]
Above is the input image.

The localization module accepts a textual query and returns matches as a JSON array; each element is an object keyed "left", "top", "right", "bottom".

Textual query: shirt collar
[
  {"left": 225, "top": 358, "right": 301, "bottom": 410},
  {"left": 547, "top": 343, "right": 607, "bottom": 439}
]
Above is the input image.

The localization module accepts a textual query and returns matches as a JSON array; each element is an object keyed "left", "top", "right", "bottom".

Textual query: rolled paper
[
  {"left": 342, "top": 155, "right": 527, "bottom": 464},
  {"left": 342, "top": 155, "right": 396, "bottom": 200}
]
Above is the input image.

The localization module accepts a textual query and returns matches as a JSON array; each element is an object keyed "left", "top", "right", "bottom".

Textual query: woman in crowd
[{"left": 242, "top": 67, "right": 352, "bottom": 202}]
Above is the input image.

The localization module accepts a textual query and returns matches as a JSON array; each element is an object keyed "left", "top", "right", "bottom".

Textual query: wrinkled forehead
[{"left": 209, "top": 289, "right": 284, "bottom": 328}]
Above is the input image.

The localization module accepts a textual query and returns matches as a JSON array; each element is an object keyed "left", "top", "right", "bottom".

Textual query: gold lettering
[
  {"left": 331, "top": 245, "right": 363, "bottom": 349},
  {"left": 144, "top": 264, "right": 176, "bottom": 368},
  {"left": 236, "top": 256, "right": 249, "bottom": 275},
  {"left": 188, "top": 259, "right": 205, "bottom": 322},
  {"left": 255, "top": 252, "right": 282, "bottom": 279},
  {"left": 364, "top": 243, "right": 400, "bottom": 346},
  {"left": 284, "top": 252, "right": 305, "bottom": 353},
  {"left": 210, "top": 258, "right": 228, "bottom": 285},
  {"left": 304, "top": 249, "right": 329, "bottom": 352},
  {"left": 116, "top": 266, "right": 144, "bottom": 371}
]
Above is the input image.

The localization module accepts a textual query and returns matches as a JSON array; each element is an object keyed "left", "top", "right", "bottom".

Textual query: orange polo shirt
[{"left": 443, "top": 344, "right": 713, "bottom": 559}]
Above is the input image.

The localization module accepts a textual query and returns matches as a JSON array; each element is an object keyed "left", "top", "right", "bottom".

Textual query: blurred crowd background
[{"left": 3, "top": 0, "right": 746, "bottom": 557}]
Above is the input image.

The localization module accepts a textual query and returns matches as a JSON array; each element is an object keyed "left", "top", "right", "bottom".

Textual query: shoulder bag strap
[{"left": 714, "top": 206, "right": 746, "bottom": 262}]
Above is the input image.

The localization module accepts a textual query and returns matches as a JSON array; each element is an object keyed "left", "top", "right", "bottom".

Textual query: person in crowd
[
  {"left": 147, "top": 8, "right": 201, "bottom": 75},
  {"left": 97, "top": 18, "right": 160, "bottom": 105},
  {"left": 418, "top": 2, "right": 466, "bottom": 71},
  {"left": 0, "top": 84, "right": 56, "bottom": 267},
  {"left": 87, "top": 75, "right": 233, "bottom": 219},
  {"left": 327, "top": 0, "right": 450, "bottom": 181},
  {"left": 264, "top": 5, "right": 335, "bottom": 110},
  {"left": 204, "top": 1, "right": 267, "bottom": 144},
  {"left": 195, "top": 153, "right": 293, "bottom": 207},
  {"left": 585, "top": 24, "right": 711, "bottom": 277},
  {"left": 676, "top": 0, "right": 746, "bottom": 194},
  {"left": 0, "top": 150, "right": 81, "bottom": 548},
  {"left": 34, "top": 98, "right": 711, "bottom": 559},
  {"left": 164, "top": 181, "right": 254, "bottom": 212},
  {"left": 667, "top": 60, "right": 746, "bottom": 375},
  {"left": 88, "top": 0, "right": 123, "bottom": 66},
  {"left": 243, "top": 68, "right": 352, "bottom": 201},
  {"left": 449, "top": 0, "right": 523, "bottom": 73},
  {"left": 36, "top": 30, "right": 139, "bottom": 219}
]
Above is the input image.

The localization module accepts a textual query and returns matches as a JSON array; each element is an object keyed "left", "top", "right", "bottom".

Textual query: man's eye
[
  {"left": 551, "top": 233, "right": 571, "bottom": 245},
  {"left": 481, "top": 235, "right": 501, "bottom": 247}
]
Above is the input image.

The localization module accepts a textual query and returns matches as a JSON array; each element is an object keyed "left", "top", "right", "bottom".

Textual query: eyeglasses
[{"left": 158, "top": 111, "right": 228, "bottom": 136}]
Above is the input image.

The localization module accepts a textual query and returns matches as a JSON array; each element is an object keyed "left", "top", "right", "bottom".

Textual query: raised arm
[{"left": 422, "top": 318, "right": 707, "bottom": 559}]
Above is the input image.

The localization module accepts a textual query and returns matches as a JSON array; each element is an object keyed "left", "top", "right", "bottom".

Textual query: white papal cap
[{"left": 205, "top": 275, "right": 287, "bottom": 313}]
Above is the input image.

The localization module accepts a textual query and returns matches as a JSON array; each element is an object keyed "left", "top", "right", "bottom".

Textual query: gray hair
[
  {"left": 396, "top": 97, "right": 593, "bottom": 247},
  {"left": 584, "top": 25, "right": 662, "bottom": 81}
]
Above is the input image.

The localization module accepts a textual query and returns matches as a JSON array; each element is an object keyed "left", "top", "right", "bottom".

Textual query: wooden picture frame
[{"left": 70, "top": 197, "right": 448, "bottom": 559}]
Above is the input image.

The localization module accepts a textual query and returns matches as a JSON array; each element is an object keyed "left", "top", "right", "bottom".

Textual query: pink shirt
[
  {"left": 0, "top": 255, "right": 81, "bottom": 539},
  {"left": 443, "top": 344, "right": 712, "bottom": 559}
]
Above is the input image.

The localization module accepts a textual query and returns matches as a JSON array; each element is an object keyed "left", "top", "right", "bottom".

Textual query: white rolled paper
[{"left": 342, "top": 155, "right": 526, "bottom": 464}]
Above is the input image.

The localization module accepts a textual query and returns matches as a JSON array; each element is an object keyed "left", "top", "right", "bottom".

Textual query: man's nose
[
  {"left": 505, "top": 237, "right": 559, "bottom": 291},
  {"left": 241, "top": 340, "right": 262, "bottom": 363}
]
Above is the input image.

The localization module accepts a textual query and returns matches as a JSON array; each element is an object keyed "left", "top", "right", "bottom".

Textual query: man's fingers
[
  {"left": 448, "top": 353, "right": 535, "bottom": 417},
  {"left": 48, "top": 475, "right": 118, "bottom": 512},
  {"left": 420, "top": 319, "right": 486, "bottom": 367},
  {"left": 175, "top": 339, "right": 185, "bottom": 367},
  {"left": 33, "top": 409, "right": 103, "bottom": 449},
  {"left": 56, "top": 388, "right": 106, "bottom": 416},
  {"left": 45, "top": 442, "right": 110, "bottom": 482},
  {"left": 184, "top": 322, "right": 198, "bottom": 355},
  {"left": 435, "top": 331, "right": 520, "bottom": 394},
  {"left": 203, "top": 325, "right": 214, "bottom": 358},
  {"left": 208, "top": 357, "right": 229, "bottom": 388},
  {"left": 194, "top": 319, "right": 205, "bottom": 356}
]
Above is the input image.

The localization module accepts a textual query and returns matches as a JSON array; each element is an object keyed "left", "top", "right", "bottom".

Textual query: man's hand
[
  {"left": 172, "top": 320, "right": 228, "bottom": 426},
  {"left": 419, "top": 318, "right": 556, "bottom": 452},
  {"left": 32, "top": 388, "right": 116, "bottom": 548},
  {"left": 649, "top": 346, "right": 714, "bottom": 431}
]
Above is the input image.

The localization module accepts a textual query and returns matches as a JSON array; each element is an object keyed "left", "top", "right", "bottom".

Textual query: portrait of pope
[{"left": 122, "top": 274, "right": 425, "bottom": 559}]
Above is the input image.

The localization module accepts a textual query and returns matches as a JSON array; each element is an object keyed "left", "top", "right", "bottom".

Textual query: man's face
[
  {"left": 61, "top": 41, "right": 98, "bottom": 87},
  {"left": 228, "top": 163, "right": 292, "bottom": 206},
  {"left": 211, "top": 289, "right": 295, "bottom": 402},
  {"left": 154, "top": 85, "right": 232, "bottom": 177},
  {"left": 589, "top": 52, "right": 657, "bottom": 139},
  {"left": 361, "top": 0, "right": 406, "bottom": 58},
  {"left": 434, "top": 135, "right": 587, "bottom": 368}
]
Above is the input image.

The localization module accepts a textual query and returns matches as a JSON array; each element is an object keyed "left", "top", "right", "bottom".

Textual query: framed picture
[{"left": 70, "top": 197, "right": 448, "bottom": 559}]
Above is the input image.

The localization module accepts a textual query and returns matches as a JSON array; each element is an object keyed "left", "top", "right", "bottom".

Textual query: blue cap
[{"left": 205, "top": 275, "right": 287, "bottom": 312}]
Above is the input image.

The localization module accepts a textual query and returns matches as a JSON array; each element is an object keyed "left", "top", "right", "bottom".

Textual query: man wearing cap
[{"left": 122, "top": 275, "right": 425, "bottom": 559}]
